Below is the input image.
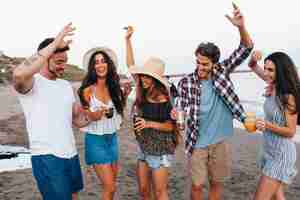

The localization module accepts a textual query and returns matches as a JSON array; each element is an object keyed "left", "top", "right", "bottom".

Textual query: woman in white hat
[
  {"left": 78, "top": 47, "right": 129, "bottom": 200},
  {"left": 125, "top": 26, "right": 178, "bottom": 200}
]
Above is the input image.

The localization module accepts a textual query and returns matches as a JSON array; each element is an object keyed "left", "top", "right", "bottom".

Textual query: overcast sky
[{"left": 1, "top": 0, "right": 299, "bottom": 74}]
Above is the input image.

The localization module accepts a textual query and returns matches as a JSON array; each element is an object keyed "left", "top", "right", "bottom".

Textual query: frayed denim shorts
[{"left": 138, "top": 150, "right": 174, "bottom": 170}]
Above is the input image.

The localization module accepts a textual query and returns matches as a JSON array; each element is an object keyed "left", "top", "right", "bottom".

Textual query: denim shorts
[
  {"left": 138, "top": 151, "right": 174, "bottom": 170},
  {"left": 31, "top": 154, "right": 83, "bottom": 200},
  {"left": 85, "top": 132, "right": 118, "bottom": 165}
]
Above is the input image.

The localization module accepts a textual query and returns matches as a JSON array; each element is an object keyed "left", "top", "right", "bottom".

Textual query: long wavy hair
[
  {"left": 133, "top": 74, "right": 181, "bottom": 146},
  {"left": 265, "top": 52, "right": 300, "bottom": 117},
  {"left": 78, "top": 51, "right": 126, "bottom": 116},
  {"left": 133, "top": 75, "right": 170, "bottom": 109}
]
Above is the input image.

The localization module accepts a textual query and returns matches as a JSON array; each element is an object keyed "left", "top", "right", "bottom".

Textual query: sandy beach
[{"left": 0, "top": 85, "right": 300, "bottom": 200}]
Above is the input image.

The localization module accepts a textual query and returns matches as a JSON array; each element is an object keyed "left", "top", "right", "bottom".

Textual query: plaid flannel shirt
[{"left": 176, "top": 43, "right": 253, "bottom": 156}]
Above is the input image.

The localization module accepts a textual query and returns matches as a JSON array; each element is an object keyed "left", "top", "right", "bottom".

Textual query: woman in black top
[{"left": 125, "top": 26, "right": 178, "bottom": 200}]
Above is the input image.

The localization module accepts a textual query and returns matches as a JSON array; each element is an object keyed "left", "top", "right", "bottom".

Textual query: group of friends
[{"left": 12, "top": 3, "right": 300, "bottom": 200}]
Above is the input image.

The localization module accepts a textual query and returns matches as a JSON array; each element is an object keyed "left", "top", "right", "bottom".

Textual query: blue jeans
[{"left": 31, "top": 154, "right": 83, "bottom": 200}]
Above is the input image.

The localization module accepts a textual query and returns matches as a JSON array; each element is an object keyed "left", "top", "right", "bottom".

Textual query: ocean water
[
  {"left": 232, "top": 73, "right": 265, "bottom": 115},
  {"left": 0, "top": 145, "right": 31, "bottom": 172}
]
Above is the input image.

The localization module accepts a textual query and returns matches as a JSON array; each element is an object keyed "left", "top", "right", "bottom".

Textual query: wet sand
[{"left": 0, "top": 85, "right": 299, "bottom": 199}]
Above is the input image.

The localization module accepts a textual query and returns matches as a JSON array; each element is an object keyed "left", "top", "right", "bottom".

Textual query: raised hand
[
  {"left": 125, "top": 25, "right": 135, "bottom": 67},
  {"left": 251, "top": 51, "right": 262, "bottom": 63},
  {"left": 249, "top": 50, "right": 263, "bottom": 68},
  {"left": 125, "top": 26, "right": 134, "bottom": 40},
  {"left": 225, "top": 3, "right": 245, "bottom": 28},
  {"left": 53, "top": 23, "right": 76, "bottom": 49}
]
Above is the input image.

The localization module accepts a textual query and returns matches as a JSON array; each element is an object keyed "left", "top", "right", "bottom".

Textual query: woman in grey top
[{"left": 248, "top": 51, "right": 300, "bottom": 200}]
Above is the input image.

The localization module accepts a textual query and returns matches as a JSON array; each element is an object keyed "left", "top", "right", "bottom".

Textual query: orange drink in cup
[{"left": 244, "top": 112, "right": 257, "bottom": 133}]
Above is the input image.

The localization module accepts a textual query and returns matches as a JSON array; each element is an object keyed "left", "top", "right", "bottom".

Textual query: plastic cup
[
  {"left": 244, "top": 112, "right": 257, "bottom": 133},
  {"left": 176, "top": 110, "right": 185, "bottom": 131}
]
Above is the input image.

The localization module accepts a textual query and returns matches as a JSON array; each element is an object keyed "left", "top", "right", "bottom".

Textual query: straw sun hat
[
  {"left": 82, "top": 47, "right": 118, "bottom": 70},
  {"left": 129, "top": 57, "right": 170, "bottom": 91}
]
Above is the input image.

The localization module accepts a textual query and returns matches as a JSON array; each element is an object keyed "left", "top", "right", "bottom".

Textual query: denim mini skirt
[{"left": 85, "top": 132, "right": 118, "bottom": 165}]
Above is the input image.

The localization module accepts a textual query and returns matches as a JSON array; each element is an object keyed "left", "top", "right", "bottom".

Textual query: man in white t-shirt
[{"left": 13, "top": 23, "right": 90, "bottom": 200}]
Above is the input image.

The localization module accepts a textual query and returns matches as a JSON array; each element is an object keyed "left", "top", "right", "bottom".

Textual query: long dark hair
[
  {"left": 78, "top": 51, "right": 126, "bottom": 116},
  {"left": 133, "top": 74, "right": 169, "bottom": 109},
  {"left": 265, "top": 52, "right": 300, "bottom": 117},
  {"left": 133, "top": 74, "right": 181, "bottom": 146}
]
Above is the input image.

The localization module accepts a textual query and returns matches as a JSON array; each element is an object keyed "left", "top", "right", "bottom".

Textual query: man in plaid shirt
[{"left": 171, "top": 4, "right": 253, "bottom": 200}]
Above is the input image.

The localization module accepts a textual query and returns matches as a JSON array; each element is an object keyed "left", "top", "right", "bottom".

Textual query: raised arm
[
  {"left": 248, "top": 50, "right": 268, "bottom": 81},
  {"left": 125, "top": 26, "right": 135, "bottom": 68},
  {"left": 13, "top": 23, "right": 75, "bottom": 94},
  {"left": 220, "top": 3, "right": 253, "bottom": 73},
  {"left": 225, "top": 3, "right": 253, "bottom": 48}
]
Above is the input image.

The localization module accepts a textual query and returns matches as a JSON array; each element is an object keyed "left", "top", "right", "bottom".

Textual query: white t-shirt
[{"left": 18, "top": 74, "right": 77, "bottom": 158}]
